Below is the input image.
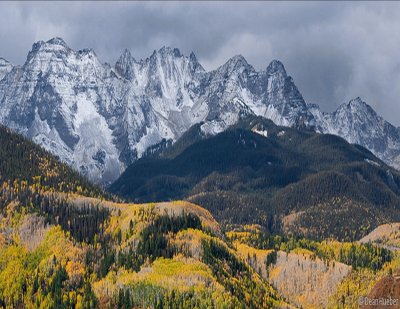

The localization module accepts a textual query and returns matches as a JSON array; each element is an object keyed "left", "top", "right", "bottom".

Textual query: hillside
[
  {"left": 231, "top": 238, "right": 351, "bottom": 308},
  {"left": 110, "top": 116, "right": 400, "bottom": 241},
  {"left": 0, "top": 125, "right": 113, "bottom": 243},
  {"left": 0, "top": 125, "right": 104, "bottom": 196},
  {"left": 226, "top": 224, "right": 398, "bottom": 309},
  {"left": 4, "top": 193, "right": 397, "bottom": 309},
  {"left": 0, "top": 196, "right": 287, "bottom": 308},
  {"left": 360, "top": 223, "right": 400, "bottom": 250},
  {"left": 0, "top": 126, "right": 287, "bottom": 308},
  {"left": 2, "top": 125, "right": 400, "bottom": 308},
  {"left": 269, "top": 250, "right": 350, "bottom": 308}
]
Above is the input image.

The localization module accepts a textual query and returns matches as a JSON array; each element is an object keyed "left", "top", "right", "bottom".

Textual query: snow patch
[
  {"left": 252, "top": 127, "right": 268, "bottom": 138},
  {"left": 364, "top": 158, "right": 380, "bottom": 167}
]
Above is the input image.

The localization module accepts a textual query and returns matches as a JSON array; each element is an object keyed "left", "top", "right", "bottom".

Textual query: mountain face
[
  {"left": 0, "top": 38, "right": 313, "bottom": 185},
  {"left": 0, "top": 38, "right": 126, "bottom": 184},
  {"left": 0, "top": 37, "right": 399, "bottom": 184}
]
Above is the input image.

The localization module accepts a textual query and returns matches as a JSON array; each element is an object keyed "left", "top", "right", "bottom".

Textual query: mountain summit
[
  {"left": 0, "top": 37, "right": 399, "bottom": 183},
  {"left": 266, "top": 59, "right": 287, "bottom": 75}
]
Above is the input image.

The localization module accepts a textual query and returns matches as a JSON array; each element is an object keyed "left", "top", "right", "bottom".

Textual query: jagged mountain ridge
[
  {"left": 0, "top": 37, "right": 399, "bottom": 184},
  {"left": 0, "top": 38, "right": 309, "bottom": 184}
]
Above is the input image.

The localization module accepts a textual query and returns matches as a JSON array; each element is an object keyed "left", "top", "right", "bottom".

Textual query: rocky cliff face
[{"left": 0, "top": 37, "right": 398, "bottom": 184}]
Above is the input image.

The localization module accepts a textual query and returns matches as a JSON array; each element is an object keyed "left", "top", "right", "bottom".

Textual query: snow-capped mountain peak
[
  {"left": 308, "top": 96, "right": 400, "bottom": 170},
  {"left": 218, "top": 54, "right": 254, "bottom": 75},
  {"left": 118, "top": 48, "right": 135, "bottom": 64},
  {"left": 115, "top": 49, "right": 137, "bottom": 80},
  {"left": 0, "top": 38, "right": 339, "bottom": 183},
  {"left": 262, "top": 59, "right": 314, "bottom": 127},
  {"left": 157, "top": 46, "right": 182, "bottom": 58},
  {"left": 228, "top": 54, "right": 250, "bottom": 66},
  {"left": 266, "top": 59, "right": 287, "bottom": 77},
  {"left": 46, "top": 37, "right": 69, "bottom": 47},
  {"left": 345, "top": 97, "right": 376, "bottom": 114},
  {"left": 27, "top": 37, "right": 72, "bottom": 60},
  {"left": 334, "top": 97, "right": 379, "bottom": 124}
]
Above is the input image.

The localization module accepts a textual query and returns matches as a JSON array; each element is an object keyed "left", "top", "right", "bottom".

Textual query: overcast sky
[{"left": 0, "top": 1, "right": 399, "bottom": 125}]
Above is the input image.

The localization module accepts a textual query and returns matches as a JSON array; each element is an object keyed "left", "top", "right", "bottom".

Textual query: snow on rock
[
  {"left": 277, "top": 130, "right": 285, "bottom": 137},
  {"left": 364, "top": 158, "right": 380, "bottom": 167},
  {"left": 252, "top": 127, "right": 268, "bottom": 138},
  {"left": 0, "top": 39, "right": 312, "bottom": 184}
]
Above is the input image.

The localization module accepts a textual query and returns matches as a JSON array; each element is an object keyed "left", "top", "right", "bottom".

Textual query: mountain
[
  {"left": 0, "top": 113, "right": 398, "bottom": 309},
  {"left": 309, "top": 97, "right": 400, "bottom": 171},
  {"left": 0, "top": 37, "right": 399, "bottom": 185},
  {"left": 110, "top": 116, "right": 400, "bottom": 241},
  {"left": 0, "top": 38, "right": 313, "bottom": 185}
]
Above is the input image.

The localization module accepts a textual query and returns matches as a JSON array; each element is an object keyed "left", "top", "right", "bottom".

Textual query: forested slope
[
  {"left": 0, "top": 125, "right": 285, "bottom": 308},
  {"left": 111, "top": 116, "right": 400, "bottom": 241}
]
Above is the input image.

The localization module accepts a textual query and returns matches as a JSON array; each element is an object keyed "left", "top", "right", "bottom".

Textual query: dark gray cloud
[{"left": 0, "top": 2, "right": 399, "bottom": 125}]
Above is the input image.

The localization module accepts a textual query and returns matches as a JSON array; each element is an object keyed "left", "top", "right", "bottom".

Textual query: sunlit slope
[{"left": 0, "top": 196, "right": 285, "bottom": 308}]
